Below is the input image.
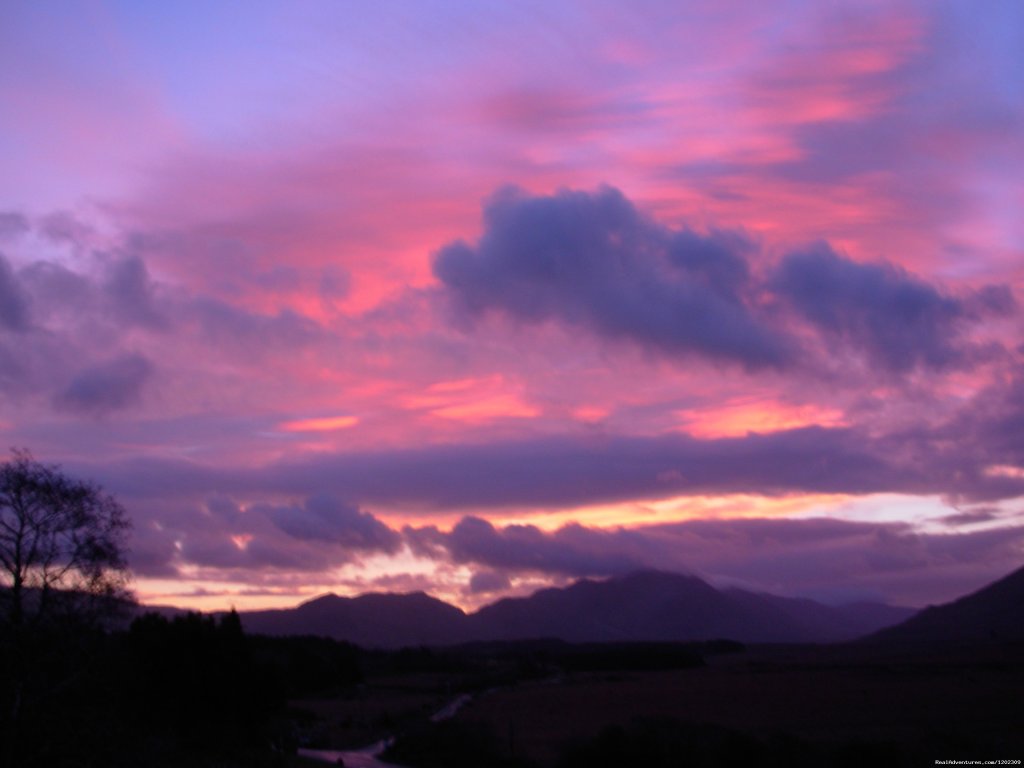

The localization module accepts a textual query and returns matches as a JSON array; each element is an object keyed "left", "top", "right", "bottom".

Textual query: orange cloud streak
[
  {"left": 675, "top": 398, "right": 847, "bottom": 439},
  {"left": 278, "top": 415, "right": 359, "bottom": 432}
]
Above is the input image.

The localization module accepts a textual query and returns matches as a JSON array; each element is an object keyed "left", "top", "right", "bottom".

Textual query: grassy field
[
  {"left": 289, "top": 671, "right": 459, "bottom": 749},
  {"left": 447, "top": 643, "right": 1024, "bottom": 766}
]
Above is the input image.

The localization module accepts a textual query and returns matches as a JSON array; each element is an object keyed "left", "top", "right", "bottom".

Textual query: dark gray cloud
[
  {"left": 771, "top": 244, "right": 1011, "bottom": 372},
  {"left": 102, "top": 254, "right": 167, "bottom": 329},
  {"left": 37, "top": 211, "right": 95, "bottom": 246},
  {"left": 12, "top": 252, "right": 168, "bottom": 331},
  {"left": 0, "top": 253, "right": 30, "bottom": 331},
  {"left": 359, "top": 425, "right": 955, "bottom": 503},
  {"left": 939, "top": 507, "right": 1005, "bottom": 527},
  {"left": 206, "top": 496, "right": 243, "bottom": 525},
  {"left": 667, "top": 228, "right": 753, "bottom": 300},
  {"left": 943, "top": 366, "right": 1024, "bottom": 484},
  {"left": 172, "top": 522, "right": 339, "bottom": 575},
  {"left": 0, "top": 342, "right": 27, "bottom": 392},
  {"left": 129, "top": 520, "right": 181, "bottom": 578},
  {"left": 0, "top": 212, "right": 29, "bottom": 240},
  {"left": 434, "top": 186, "right": 1013, "bottom": 376},
  {"left": 82, "top": 415, "right": 1024, "bottom": 513},
  {"left": 467, "top": 569, "right": 512, "bottom": 594},
  {"left": 3, "top": 243, "right": 328, "bottom": 414},
  {"left": 261, "top": 494, "right": 401, "bottom": 553},
  {"left": 188, "top": 297, "right": 321, "bottom": 353},
  {"left": 408, "top": 516, "right": 650, "bottom": 576},
  {"left": 125, "top": 493, "right": 403, "bottom": 578},
  {"left": 55, "top": 353, "right": 154, "bottom": 415},
  {"left": 18, "top": 259, "right": 93, "bottom": 320},
  {"left": 434, "top": 186, "right": 793, "bottom": 370}
]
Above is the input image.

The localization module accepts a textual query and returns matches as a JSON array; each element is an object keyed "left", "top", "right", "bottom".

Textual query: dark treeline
[
  {"left": 2, "top": 610, "right": 287, "bottom": 767},
  {"left": 1, "top": 608, "right": 396, "bottom": 767}
]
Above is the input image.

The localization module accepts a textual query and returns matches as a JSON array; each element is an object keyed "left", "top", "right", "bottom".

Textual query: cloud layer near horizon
[{"left": 126, "top": 489, "right": 1024, "bottom": 608}]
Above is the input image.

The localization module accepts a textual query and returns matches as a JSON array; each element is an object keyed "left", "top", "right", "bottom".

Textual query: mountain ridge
[
  {"left": 866, "top": 564, "right": 1024, "bottom": 644},
  {"left": 235, "top": 569, "right": 916, "bottom": 648}
]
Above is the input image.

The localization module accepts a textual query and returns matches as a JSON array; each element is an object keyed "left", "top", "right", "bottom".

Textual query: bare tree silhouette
[
  {"left": 0, "top": 449, "right": 130, "bottom": 628},
  {"left": 0, "top": 449, "right": 132, "bottom": 766}
]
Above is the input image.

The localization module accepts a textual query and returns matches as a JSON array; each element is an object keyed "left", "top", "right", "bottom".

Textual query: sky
[{"left": 1, "top": 0, "right": 1023, "bottom": 611}]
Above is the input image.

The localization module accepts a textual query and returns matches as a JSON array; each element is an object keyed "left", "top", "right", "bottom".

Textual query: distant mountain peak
[{"left": 298, "top": 592, "right": 340, "bottom": 608}]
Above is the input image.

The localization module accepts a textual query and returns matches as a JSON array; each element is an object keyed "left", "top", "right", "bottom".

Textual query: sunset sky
[{"left": 2, "top": 0, "right": 1023, "bottom": 611}]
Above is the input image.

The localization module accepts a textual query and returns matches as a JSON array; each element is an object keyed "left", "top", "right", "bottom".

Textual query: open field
[
  {"left": 446, "top": 643, "right": 1024, "bottom": 766},
  {"left": 290, "top": 672, "right": 457, "bottom": 749}
]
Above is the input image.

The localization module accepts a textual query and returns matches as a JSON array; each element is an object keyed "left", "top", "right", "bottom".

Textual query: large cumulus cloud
[
  {"left": 55, "top": 353, "right": 155, "bottom": 415},
  {"left": 129, "top": 493, "right": 403, "bottom": 579},
  {"left": 434, "top": 186, "right": 1013, "bottom": 376},
  {"left": 434, "top": 186, "right": 794, "bottom": 370},
  {"left": 259, "top": 494, "right": 402, "bottom": 553},
  {"left": 408, "top": 516, "right": 653, "bottom": 577},
  {"left": 0, "top": 214, "right": 329, "bottom": 414},
  {"left": 0, "top": 253, "right": 31, "bottom": 331},
  {"left": 771, "top": 244, "right": 1014, "bottom": 372}
]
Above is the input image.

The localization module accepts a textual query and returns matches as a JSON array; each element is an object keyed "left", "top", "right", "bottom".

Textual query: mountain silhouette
[
  {"left": 468, "top": 571, "right": 912, "bottom": 644},
  {"left": 241, "top": 591, "right": 468, "bottom": 647},
  {"left": 866, "top": 564, "right": 1024, "bottom": 644},
  {"left": 238, "top": 570, "right": 913, "bottom": 648}
]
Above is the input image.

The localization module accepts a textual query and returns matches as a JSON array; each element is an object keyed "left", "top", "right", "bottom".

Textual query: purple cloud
[
  {"left": 55, "top": 353, "right": 154, "bottom": 415},
  {"left": 186, "top": 298, "right": 323, "bottom": 356},
  {"left": 37, "top": 210, "right": 95, "bottom": 247},
  {"left": 260, "top": 494, "right": 402, "bottom": 553},
  {"left": 408, "top": 516, "right": 650, "bottom": 577},
  {"left": 127, "top": 493, "right": 403, "bottom": 579},
  {"left": 467, "top": 569, "right": 512, "bottom": 595},
  {"left": 435, "top": 186, "right": 1014, "bottom": 377},
  {"left": 0, "top": 253, "right": 30, "bottom": 331},
  {"left": 102, "top": 254, "right": 167, "bottom": 329},
  {"left": 771, "top": 244, "right": 1012, "bottom": 372},
  {"left": 0, "top": 212, "right": 29, "bottom": 240},
  {"left": 78, "top": 411, "right": 1024, "bottom": 515},
  {"left": 434, "top": 186, "right": 794, "bottom": 370},
  {"left": 18, "top": 259, "right": 93, "bottom": 322}
]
